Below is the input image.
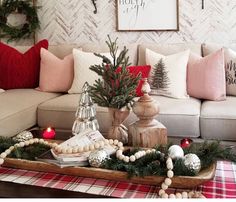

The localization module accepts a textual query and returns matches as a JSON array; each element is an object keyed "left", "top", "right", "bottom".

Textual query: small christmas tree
[
  {"left": 72, "top": 82, "right": 99, "bottom": 135},
  {"left": 151, "top": 58, "right": 170, "bottom": 91},
  {"left": 89, "top": 35, "right": 141, "bottom": 109}
]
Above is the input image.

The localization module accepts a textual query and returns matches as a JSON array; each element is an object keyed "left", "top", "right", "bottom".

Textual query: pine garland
[
  {"left": 0, "top": 0, "right": 40, "bottom": 42},
  {"left": 0, "top": 137, "right": 50, "bottom": 161},
  {"left": 89, "top": 35, "right": 141, "bottom": 109},
  {"left": 102, "top": 141, "right": 236, "bottom": 178}
]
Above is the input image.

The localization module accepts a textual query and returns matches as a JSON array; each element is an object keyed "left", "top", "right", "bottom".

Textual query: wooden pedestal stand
[{"left": 128, "top": 79, "right": 167, "bottom": 148}]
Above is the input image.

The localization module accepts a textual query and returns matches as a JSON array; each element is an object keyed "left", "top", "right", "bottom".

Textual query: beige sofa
[{"left": 1, "top": 43, "right": 236, "bottom": 147}]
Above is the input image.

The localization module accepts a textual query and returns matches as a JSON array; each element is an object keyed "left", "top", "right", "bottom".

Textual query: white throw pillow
[
  {"left": 146, "top": 49, "right": 190, "bottom": 99},
  {"left": 0, "top": 89, "right": 5, "bottom": 93},
  {"left": 68, "top": 49, "right": 112, "bottom": 94},
  {"left": 225, "top": 48, "right": 236, "bottom": 96}
]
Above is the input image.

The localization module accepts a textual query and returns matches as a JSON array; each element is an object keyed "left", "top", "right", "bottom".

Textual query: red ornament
[
  {"left": 181, "top": 138, "right": 192, "bottom": 148},
  {"left": 42, "top": 127, "right": 56, "bottom": 139}
]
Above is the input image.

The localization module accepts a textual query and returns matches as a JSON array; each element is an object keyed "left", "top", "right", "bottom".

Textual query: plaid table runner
[{"left": 0, "top": 160, "right": 235, "bottom": 198}]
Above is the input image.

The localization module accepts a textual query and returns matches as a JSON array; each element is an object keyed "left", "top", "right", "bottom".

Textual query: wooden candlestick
[{"left": 128, "top": 79, "right": 167, "bottom": 148}]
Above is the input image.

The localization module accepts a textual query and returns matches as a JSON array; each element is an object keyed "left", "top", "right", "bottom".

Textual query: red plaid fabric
[{"left": 0, "top": 160, "right": 235, "bottom": 198}]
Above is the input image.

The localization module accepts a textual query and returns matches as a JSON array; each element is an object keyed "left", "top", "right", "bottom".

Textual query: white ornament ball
[
  {"left": 183, "top": 153, "right": 201, "bottom": 174},
  {"left": 88, "top": 149, "right": 109, "bottom": 168},
  {"left": 168, "top": 145, "right": 184, "bottom": 159}
]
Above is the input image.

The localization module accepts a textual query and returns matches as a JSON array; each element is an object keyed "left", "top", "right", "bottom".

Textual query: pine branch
[{"left": 89, "top": 35, "right": 141, "bottom": 109}]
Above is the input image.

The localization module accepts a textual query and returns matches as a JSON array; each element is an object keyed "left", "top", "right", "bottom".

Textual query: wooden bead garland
[{"left": 0, "top": 137, "right": 205, "bottom": 198}]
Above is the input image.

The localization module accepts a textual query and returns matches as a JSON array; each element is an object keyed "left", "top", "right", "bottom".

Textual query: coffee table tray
[{"left": 2, "top": 157, "right": 216, "bottom": 189}]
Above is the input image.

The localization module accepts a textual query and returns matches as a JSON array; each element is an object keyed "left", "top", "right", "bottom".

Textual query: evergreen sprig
[
  {"left": 102, "top": 141, "right": 236, "bottom": 178},
  {"left": 89, "top": 35, "right": 141, "bottom": 109},
  {"left": 0, "top": 137, "right": 50, "bottom": 161}
]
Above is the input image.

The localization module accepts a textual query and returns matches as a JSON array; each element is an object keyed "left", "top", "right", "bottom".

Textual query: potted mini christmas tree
[{"left": 89, "top": 36, "right": 141, "bottom": 143}]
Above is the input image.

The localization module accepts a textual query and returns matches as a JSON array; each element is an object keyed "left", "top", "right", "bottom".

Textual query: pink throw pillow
[
  {"left": 38, "top": 48, "right": 74, "bottom": 92},
  {"left": 187, "top": 49, "right": 226, "bottom": 101}
]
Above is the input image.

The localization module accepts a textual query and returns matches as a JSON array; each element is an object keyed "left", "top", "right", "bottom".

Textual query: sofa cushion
[
  {"left": 200, "top": 96, "right": 236, "bottom": 141},
  {"left": 187, "top": 50, "right": 226, "bottom": 101},
  {"left": 0, "top": 89, "right": 60, "bottom": 137},
  {"left": 38, "top": 48, "right": 74, "bottom": 93},
  {"left": 37, "top": 94, "right": 113, "bottom": 134},
  {"left": 138, "top": 43, "right": 202, "bottom": 65},
  {"left": 146, "top": 49, "right": 190, "bottom": 99},
  {"left": 16, "top": 44, "right": 79, "bottom": 59},
  {"left": 38, "top": 94, "right": 201, "bottom": 138},
  {"left": 0, "top": 40, "right": 48, "bottom": 90},
  {"left": 153, "top": 96, "right": 201, "bottom": 138}
]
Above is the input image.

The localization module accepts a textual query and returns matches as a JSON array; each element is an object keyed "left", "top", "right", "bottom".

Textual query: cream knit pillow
[
  {"left": 146, "top": 49, "right": 190, "bottom": 99},
  {"left": 68, "top": 49, "right": 112, "bottom": 94}
]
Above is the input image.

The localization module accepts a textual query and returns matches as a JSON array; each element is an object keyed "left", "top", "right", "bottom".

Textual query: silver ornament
[
  {"left": 184, "top": 153, "right": 201, "bottom": 174},
  {"left": 12, "top": 131, "right": 33, "bottom": 142},
  {"left": 88, "top": 149, "right": 109, "bottom": 168},
  {"left": 168, "top": 145, "right": 184, "bottom": 159}
]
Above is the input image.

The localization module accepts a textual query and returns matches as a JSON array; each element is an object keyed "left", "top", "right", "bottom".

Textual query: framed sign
[{"left": 116, "top": 0, "right": 179, "bottom": 31}]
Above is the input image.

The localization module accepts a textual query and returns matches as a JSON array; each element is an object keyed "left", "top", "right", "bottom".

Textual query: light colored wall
[{"left": 2, "top": 0, "right": 236, "bottom": 45}]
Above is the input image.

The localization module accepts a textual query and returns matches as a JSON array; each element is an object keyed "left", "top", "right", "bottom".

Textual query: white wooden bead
[
  {"left": 94, "top": 142, "right": 100, "bottom": 149},
  {"left": 124, "top": 156, "right": 130, "bottom": 163},
  {"left": 19, "top": 142, "right": 25, "bottom": 147},
  {"left": 182, "top": 192, "right": 188, "bottom": 198},
  {"left": 39, "top": 139, "right": 44, "bottom": 144},
  {"left": 5, "top": 149, "right": 11, "bottom": 155},
  {"left": 14, "top": 143, "right": 20, "bottom": 148},
  {"left": 99, "top": 141, "right": 104, "bottom": 147},
  {"left": 0, "top": 158, "right": 4, "bottom": 165},
  {"left": 84, "top": 145, "right": 90, "bottom": 152},
  {"left": 146, "top": 149, "right": 152, "bottom": 154},
  {"left": 117, "top": 142, "right": 123, "bottom": 148},
  {"left": 57, "top": 147, "right": 62, "bottom": 153},
  {"left": 118, "top": 155, "right": 125, "bottom": 160},
  {"left": 72, "top": 147, "right": 77, "bottom": 153},
  {"left": 141, "top": 151, "right": 146, "bottom": 156},
  {"left": 161, "top": 183, "right": 168, "bottom": 190},
  {"left": 89, "top": 144, "right": 95, "bottom": 151},
  {"left": 188, "top": 191, "right": 194, "bottom": 198},
  {"left": 24, "top": 141, "right": 30, "bottom": 146},
  {"left": 166, "top": 158, "right": 172, "bottom": 165},
  {"left": 0, "top": 153, "right": 7, "bottom": 159},
  {"left": 113, "top": 139, "right": 119, "bottom": 145},
  {"left": 129, "top": 155, "right": 136, "bottom": 162},
  {"left": 167, "top": 163, "right": 173, "bottom": 170},
  {"left": 34, "top": 138, "right": 39, "bottom": 143},
  {"left": 104, "top": 139, "right": 109, "bottom": 144},
  {"left": 9, "top": 146, "right": 15, "bottom": 151},
  {"left": 164, "top": 178, "right": 172, "bottom": 186},
  {"left": 134, "top": 152, "right": 141, "bottom": 159},
  {"left": 119, "top": 147, "right": 125, "bottom": 151},
  {"left": 169, "top": 194, "right": 176, "bottom": 198},
  {"left": 62, "top": 148, "right": 67, "bottom": 154},
  {"left": 109, "top": 139, "right": 114, "bottom": 145},
  {"left": 78, "top": 147, "right": 84, "bottom": 153},
  {"left": 167, "top": 170, "right": 174, "bottom": 178},
  {"left": 158, "top": 189, "right": 165, "bottom": 196},
  {"left": 116, "top": 150, "right": 123, "bottom": 156},
  {"left": 176, "top": 192, "right": 182, "bottom": 198},
  {"left": 161, "top": 193, "right": 168, "bottom": 198},
  {"left": 67, "top": 148, "right": 73, "bottom": 154}
]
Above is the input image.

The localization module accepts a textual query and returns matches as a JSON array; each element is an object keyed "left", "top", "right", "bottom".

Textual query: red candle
[
  {"left": 181, "top": 138, "right": 192, "bottom": 148},
  {"left": 42, "top": 127, "right": 56, "bottom": 139}
]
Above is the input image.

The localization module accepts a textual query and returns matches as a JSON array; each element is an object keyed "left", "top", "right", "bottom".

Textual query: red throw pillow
[
  {"left": 128, "top": 65, "right": 151, "bottom": 96},
  {"left": 0, "top": 40, "right": 48, "bottom": 89}
]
